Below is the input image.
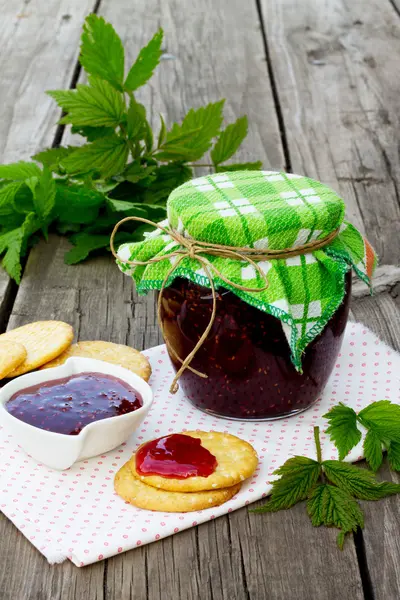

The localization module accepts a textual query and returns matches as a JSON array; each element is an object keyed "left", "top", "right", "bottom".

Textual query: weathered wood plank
[
  {"left": 0, "top": 513, "right": 104, "bottom": 600},
  {"left": 350, "top": 291, "right": 400, "bottom": 600},
  {"left": 0, "top": 0, "right": 98, "bottom": 326},
  {"left": 0, "top": 2, "right": 106, "bottom": 599},
  {"left": 83, "top": 1, "right": 361, "bottom": 598},
  {"left": 260, "top": 0, "right": 400, "bottom": 265}
]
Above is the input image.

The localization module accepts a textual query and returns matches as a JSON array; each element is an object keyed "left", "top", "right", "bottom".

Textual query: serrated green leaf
[
  {"left": 80, "top": 15, "right": 124, "bottom": 91},
  {"left": 0, "top": 161, "right": 41, "bottom": 181},
  {"left": 126, "top": 98, "right": 146, "bottom": 140},
  {"left": 251, "top": 456, "right": 321, "bottom": 513},
  {"left": 62, "top": 134, "right": 129, "bottom": 178},
  {"left": 71, "top": 125, "right": 115, "bottom": 142},
  {"left": 140, "top": 163, "right": 193, "bottom": 204},
  {"left": 323, "top": 460, "right": 400, "bottom": 500},
  {"left": 157, "top": 114, "right": 167, "bottom": 147},
  {"left": 307, "top": 484, "right": 364, "bottom": 548},
  {"left": 124, "top": 29, "right": 163, "bottom": 91},
  {"left": 106, "top": 198, "right": 148, "bottom": 217},
  {"left": 211, "top": 116, "right": 248, "bottom": 165},
  {"left": 0, "top": 182, "right": 23, "bottom": 216},
  {"left": 162, "top": 127, "right": 203, "bottom": 147},
  {"left": 64, "top": 231, "right": 131, "bottom": 264},
  {"left": 165, "top": 100, "right": 225, "bottom": 161},
  {"left": 48, "top": 77, "right": 125, "bottom": 128},
  {"left": 323, "top": 403, "right": 362, "bottom": 460},
  {"left": 32, "top": 147, "right": 74, "bottom": 171},
  {"left": 0, "top": 213, "right": 41, "bottom": 283},
  {"left": 358, "top": 401, "right": 400, "bottom": 443},
  {"left": 387, "top": 442, "right": 400, "bottom": 471},
  {"left": 216, "top": 161, "right": 263, "bottom": 172},
  {"left": 364, "top": 429, "right": 383, "bottom": 472},
  {"left": 31, "top": 167, "right": 56, "bottom": 225},
  {"left": 154, "top": 145, "right": 197, "bottom": 161},
  {"left": 122, "top": 162, "right": 156, "bottom": 184},
  {"left": 55, "top": 181, "right": 105, "bottom": 224}
]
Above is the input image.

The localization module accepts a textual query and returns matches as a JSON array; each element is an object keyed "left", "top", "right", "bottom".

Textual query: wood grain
[
  {"left": 260, "top": 0, "right": 400, "bottom": 265},
  {"left": 0, "top": 0, "right": 97, "bottom": 330},
  {"left": 350, "top": 291, "right": 400, "bottom": 600}
]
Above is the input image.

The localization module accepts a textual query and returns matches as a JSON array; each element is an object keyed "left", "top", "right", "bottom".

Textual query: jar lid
[
  {"left": 167, "top": 170, "right": 345, "bottom": 251},
  {"left": 116, "top": 170, "right": 377, "bottom": 371}
]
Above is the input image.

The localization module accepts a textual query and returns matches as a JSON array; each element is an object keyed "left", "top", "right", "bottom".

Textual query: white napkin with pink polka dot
[{"left": 1, "top": 322, "right": 399, "bottom": 566}]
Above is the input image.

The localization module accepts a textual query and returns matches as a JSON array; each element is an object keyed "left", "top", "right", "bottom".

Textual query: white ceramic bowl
[{"left": 0, "top": 357, "right": 153, "bottom": 470}]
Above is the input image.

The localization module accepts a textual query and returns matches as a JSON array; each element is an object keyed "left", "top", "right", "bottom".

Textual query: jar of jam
[
  {"left": 160, "top": 273, "right": 351, "bottom": 420},
  {"left": 116, "top": 170, "right": 376, "bottom": 421}
]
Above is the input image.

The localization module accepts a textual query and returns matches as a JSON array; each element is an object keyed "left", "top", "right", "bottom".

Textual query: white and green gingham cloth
[{"left": 116, "top": 170, "right": 377, "bottom": 369}]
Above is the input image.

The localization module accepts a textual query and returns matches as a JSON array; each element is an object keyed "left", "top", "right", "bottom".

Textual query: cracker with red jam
[
  {"left": 129, "top": 431, "right": 258, "bottom": 493},
  {"left": 115, "top": 462, "right": 241, "bottom": 512}
]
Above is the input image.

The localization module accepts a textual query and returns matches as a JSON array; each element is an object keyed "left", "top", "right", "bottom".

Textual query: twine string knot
[{"left": 110, "top": 216, "right": 339, "bottom": 394}]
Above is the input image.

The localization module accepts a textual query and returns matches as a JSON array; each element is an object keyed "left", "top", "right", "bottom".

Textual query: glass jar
[{"left": 160, "top": 271, "right": 352, "bottom": 420}]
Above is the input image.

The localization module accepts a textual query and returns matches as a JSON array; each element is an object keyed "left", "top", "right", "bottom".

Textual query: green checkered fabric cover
[{"left": 116, "top": 170, "right": 377, "bottom": 370}]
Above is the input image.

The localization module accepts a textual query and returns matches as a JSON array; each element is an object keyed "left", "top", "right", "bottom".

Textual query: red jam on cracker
[
  {"left": 135, "top": 433, "right": 218, "bottom": 478},
  {"left": 6, "top": 372, "right": 142, "bottom": 435}
]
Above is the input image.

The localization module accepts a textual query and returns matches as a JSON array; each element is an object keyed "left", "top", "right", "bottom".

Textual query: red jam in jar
[
  {"left": 136, "top": 433, "right": 218, "bottom": 478},
  {"left": 6, "top": 372, "right": 143, "bottom": 435},
  {"left": 160, "top": 273, "right": 351, "bottom": 420}
]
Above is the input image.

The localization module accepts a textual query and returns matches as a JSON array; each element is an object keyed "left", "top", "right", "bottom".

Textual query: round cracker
[
  {"left": 115, "top": 462, "right": 241, "bottom": 512},
  {"left": 0, "top": 341, "right": 27, "bottom": 379},
  {"left": 129, "top": 431, "right": 258, "bottom": 492},
  {"left": 40, "top": 340, "right": 151, "bottom": 382},
  {"left": 0, "top": 321, "right": 74, "bottom": 376}
]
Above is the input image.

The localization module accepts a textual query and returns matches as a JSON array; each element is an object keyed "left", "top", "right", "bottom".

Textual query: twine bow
[{"left": 110, "top": 216, "right": 339, "bottom": 394}]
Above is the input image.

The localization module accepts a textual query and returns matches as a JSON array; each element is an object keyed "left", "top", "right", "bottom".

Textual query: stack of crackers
[
  {"left": 115, "top": 431, "right": 258, "bottom": 512},
  {"left": 0, "top": 321, "right": 151, "bottom": 381}
]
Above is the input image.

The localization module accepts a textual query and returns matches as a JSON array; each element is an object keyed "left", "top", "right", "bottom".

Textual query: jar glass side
[{"left": 160, "top": 271, "right": 352, "bottom": 420}]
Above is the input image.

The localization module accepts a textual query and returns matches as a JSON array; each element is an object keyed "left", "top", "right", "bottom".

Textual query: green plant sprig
[
  {"left": 324, "top": 400, "right": 400, "bottom": 472},
  {"left": 0, "top": 15, "right": 262, "bottom": 283},
  {"left": 252, "top": 424, "right": 400, "bottom": 549}
]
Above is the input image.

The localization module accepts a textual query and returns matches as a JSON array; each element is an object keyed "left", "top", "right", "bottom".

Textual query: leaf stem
[
  {"left": 119, "top": 123, "right": 136, "bottom": 160},
  {"left": 314, "top": 426, "right": 323, "bottom": 463}
]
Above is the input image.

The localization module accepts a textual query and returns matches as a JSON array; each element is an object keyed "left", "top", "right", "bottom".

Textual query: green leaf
[
  {"left": 62, "top": 134, "right": 129, "bottom": 178},
  {"left": 80, "top": 15, "right": 124, "bottom": 91},
  {"left": 64, "top": 231, "right": 130, "bottom": 264},
  {"left": 0, "top": 213, "right": 41, "bottom": 283},
  {"left": 216, "top": 161, "right": 263, "bottom": 172},
  {"left": 323, "top": 460, "right": 400, "bottom": 500},
  {"left": 154, "top": 145, "right": 197, "bottom": 162},
  {"left": 251, "top": 456, "right": 321, "bottom": 513},
  {"left": 388, "top": 442, "right": 400, "bottom": 472},
  {"left": 71, "top": 125, "right": 115, "bottom": 142},
  {"left": 157, "top": 114, "right": 167, "bottom": 147},
  {"left": 31, "top": 167, "right": 56, "bottom": 224},
  {"left": 358, "top": 401, "right": 400, "bottom": 443},
  {"left": 126, "top": 98, "right": 146, "bottom": 140},
  {"left": 47, "top": 77, "right": 125, "bottom": 128},
  {"left": 55, "top": 181, "right": 105, "bottom": 224},
  {"left": 124, "top": 29, "right": 163, "bottom": 91},
  {"left": 307, "top": 484, "right": 364, "bottom": 548},
  {"left": 123, "top": 162, "right": 156, "bottom": 184},
  {"left": 364, "top": 429, "right": 383, "bottom": 472},
  {"left": 162, "top": 127, "right": 203, "bottom": 147},
  {"left": 211, "top": 116, "right": 248, "bottom": 165},
  {"left": 32, "top": 147, "right": 74, "bottom": 171},
  {"left": 0, "top": 161, "right": 41, "bottom": 181},
  {"left": 165, "top": 100, "right": 225, "bottom": 161},
  {"left": 323, "top": 403, "right": 362, "bottom": 460},
  {"left": 0, "top": 182, "right": 23, "bottom": 216},
  {"left": 106, "top": 198, "right": 148, "bottom": 217},
  {"left": 140, "top": 163, "right": 193, "bottom": 204}
]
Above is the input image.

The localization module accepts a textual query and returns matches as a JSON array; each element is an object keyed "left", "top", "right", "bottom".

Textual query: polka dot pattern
[{"left": 0, "top": 323, "right": 399, "bottom": 567}]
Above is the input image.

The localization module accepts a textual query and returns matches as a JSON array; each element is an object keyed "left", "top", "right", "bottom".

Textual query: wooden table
[{"left": 1, "top": 1, "right": 400, "bottom": 598}]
